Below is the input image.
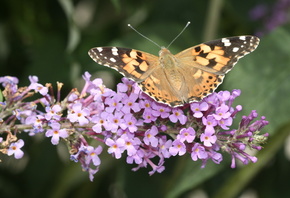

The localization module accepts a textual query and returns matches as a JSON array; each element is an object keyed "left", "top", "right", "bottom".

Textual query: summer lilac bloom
[
  {"left": 200, "top": 130, "right": 217, "bottom": 147},
  {"left": 169, "top": 139, "right": 186, "bottom": 156},
  {"left": 0, "top": 72, "right": 269, "bottom": 180},
  {"left": 7, "top": 139, "right": 24, "bottom": 159},
  {"left": 108, "top": 111, "right": 124, "bottom": 132},
  {"left": 45, "top": 105, "right": 62, "bottom": 121},
  {"left": 151, "top": 103, "right": 171, "bottom": 118},
  {"left": 0, "top": 76, "right": 19, "bottom": 86},
  {"left": 117, "top": 82, "right": 128, "bottom": 92},
  {"left": 126, "top": 149, "right": 144, "bottom": 165},
  {"left": 122, "top": 93, "right": 141, "bottom": 114},
  {"left": 144, "top": 126, "right": 159, "bottom": 147},
  {"left": 213, "top": 104, "right": 231, "bottom": 120},
  {"left": 0, "top": 76, "right": 19, "bottom": 94},
  {"left": 86, "top": 145, "right": 102, "bottom": 166},
  {"left": 202, "top": 115, "right": 218, "bottom": 133},
  {"left": 142, "top": 110, "right": 157, "bottom": 123},
  {"left": 217, "top": 117, "right": 233, "bottom": 130},
  {"left": 120, "top": 114, "right": 139, "bottom": 132},
  {"left": 25, "top": 115, "right": 46, "bottom": 134},
  {"left": 45, "top": 122, "right": 68, "bottom": 145},
  {"left": 190, "top": 102, "right": 209, "bottom": 118},
  {"left": 67, "top": 103, "right": 90, "bottom": 125},
  {"left": 104, "top": 94, "right": 123, "bottom": 113},
  {"left": 191, "top": 143, "right": 208, "bottom": 161},
  {"left": 106, "top": 138, "right": 125, "bottom": 159},
  {"left": 122, "top": 135, "right": 141, "bottom": 156},
  {"left": 159, "top": 138, "right": 172, "bottom": 158},
  {"left": 28, "top": 76, "right": 48, "bottom": 95},
  {"left": 177, "top": 127, "right": 196, "bottom": 143},
  {"left": 91, "top": 111, "right": 111, "bottom": 133},
  {"left": 169, "top": 108, "right": 187, "bottom": 124}
]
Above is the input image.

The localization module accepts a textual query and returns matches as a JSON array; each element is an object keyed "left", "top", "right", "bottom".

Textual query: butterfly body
[{"left": 89, "top": 36, "right": 259, "bottom": 107}]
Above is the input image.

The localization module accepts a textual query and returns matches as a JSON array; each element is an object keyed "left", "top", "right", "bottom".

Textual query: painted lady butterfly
[{"left": 88, "top": 33, "right": 259, "bottom": 107}]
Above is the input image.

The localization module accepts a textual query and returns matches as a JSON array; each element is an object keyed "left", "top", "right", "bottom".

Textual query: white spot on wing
[
  {"left": 239, "top": 36, "right": 246, "bottom": 40},
  {"left": 97, "top": 47, "right": 103, "bottom": 52},
  {"left": 112, "top": 47, "right": 119, "bottom": 56},
  {"left": 110, "top": 57, "right": 116, "bottom": 62},
  {"left": 233, "top": 47, "right": 239, "bottom": 52},
  {"left": 222, "top": 38, "right": 231, "bottom": 46}
]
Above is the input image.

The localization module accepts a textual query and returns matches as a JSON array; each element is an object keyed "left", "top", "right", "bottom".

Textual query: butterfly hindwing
[
  {"left": 185, "top": 67, "right": 225, "bottom": 103},
  {"left": 89, "top": 47, "right": 158, "bottom": 82},
  {"left": 139, "top": 71, "right": 185, "bottom": 107}
]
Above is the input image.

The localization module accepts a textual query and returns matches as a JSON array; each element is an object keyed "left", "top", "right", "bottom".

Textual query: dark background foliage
[{"left": 1, "top": 0, "right": 290, "bottom": 197}]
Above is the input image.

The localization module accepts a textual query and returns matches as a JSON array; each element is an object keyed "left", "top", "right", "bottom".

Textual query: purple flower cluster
[
  {"left": 249, "top": 0, "right": 290, "bottom": 36},
  {"left": 0, "top": 73, "right": 269, "bottom": 181}
]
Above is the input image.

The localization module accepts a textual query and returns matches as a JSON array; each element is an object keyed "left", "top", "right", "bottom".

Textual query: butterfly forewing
[
  {"left": 176, "top": 36, "right": 260, "bottom": 75},
  {"left": 89, "top": 47, "right": 158, "bottom": 82}
]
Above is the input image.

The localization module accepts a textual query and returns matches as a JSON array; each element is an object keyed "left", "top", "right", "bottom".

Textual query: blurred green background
[{"left": 1, "top": 0, "right": 290, "bottom": 197}]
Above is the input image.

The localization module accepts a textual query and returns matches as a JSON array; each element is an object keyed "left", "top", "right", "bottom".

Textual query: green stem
[{"left": 203, "top": 0, "right": 224, "bottom": 41}]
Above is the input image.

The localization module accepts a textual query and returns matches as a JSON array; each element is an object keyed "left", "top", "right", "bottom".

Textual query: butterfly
[{"left": 88, "top": 35, "right": 259, "bottom": 107}]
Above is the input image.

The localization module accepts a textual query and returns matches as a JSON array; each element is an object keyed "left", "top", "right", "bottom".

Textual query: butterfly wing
[
  {"left": 175, "top": 36, "right": 260, "bottom": 103},
  {"left": 88, "top": 47, "right": 159, "bottom": 82}
]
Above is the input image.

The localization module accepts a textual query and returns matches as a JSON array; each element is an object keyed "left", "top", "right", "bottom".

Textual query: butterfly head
[
  {"left": 158, "top": 47, "right": 178, "bottom": 68},
  {"left": 159, "top": 47, "right": 171, "bottom": 55}
]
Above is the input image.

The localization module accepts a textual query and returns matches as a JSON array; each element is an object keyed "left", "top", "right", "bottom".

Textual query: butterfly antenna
[
  {"left": 166, "top": 21, "right": 191, "bottom": 49},
  {"left": 128, "top": 24, "right": 161, "bottom": 48}
]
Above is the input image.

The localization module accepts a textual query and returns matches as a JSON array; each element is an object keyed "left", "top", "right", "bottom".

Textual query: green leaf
[
  {"left": 223, "top": 27, "right": 290, "bottom": 133},
  {"left": 110, "top": 0, "right": 121, "bottom": 12},
  {"left": 58, "top": 0, "right": 80, "bottom": 53},
  {"left": 165, "top": 157, "right": 224, "bottom": 198}
]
